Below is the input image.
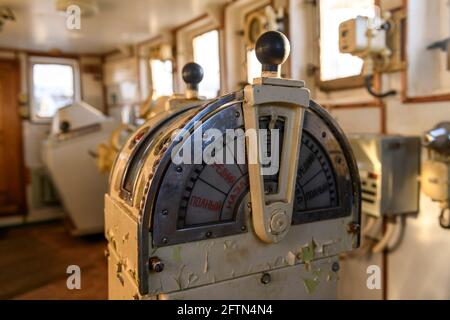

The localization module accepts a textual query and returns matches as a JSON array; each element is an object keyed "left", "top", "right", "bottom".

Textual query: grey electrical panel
[{"left": 349, "top": 134, "right": 421, "bottom": 217}]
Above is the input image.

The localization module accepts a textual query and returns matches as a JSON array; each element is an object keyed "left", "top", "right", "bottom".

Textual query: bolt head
[
  {"left": 347, "top": 222, "right": 361, "bottom": 234},
  {"left": 332, "top": 262, "right": 340, "bottom": 272},
  {"left": 149, "top": 257, "right": 165, "bottom": 273},
  {"left": 261, "top": 273, "right": 271, "bottom": 285},
  {"left": 270, "top": 211, "right": 289, "bottom": 235}
]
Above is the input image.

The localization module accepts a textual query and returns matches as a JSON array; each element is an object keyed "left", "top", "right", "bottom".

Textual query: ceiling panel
[{"left": 0, "top": 0, "right": 228, "bottom": 54}]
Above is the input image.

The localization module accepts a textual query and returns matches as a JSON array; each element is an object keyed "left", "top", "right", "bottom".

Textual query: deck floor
[{"left": 0, "top": 221, "right": 107, "bottom": 300}]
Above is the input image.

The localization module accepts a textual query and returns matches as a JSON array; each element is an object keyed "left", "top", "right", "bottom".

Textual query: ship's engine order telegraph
[{"left": 105, "top": 31, "right": 361, "bottom": 300}]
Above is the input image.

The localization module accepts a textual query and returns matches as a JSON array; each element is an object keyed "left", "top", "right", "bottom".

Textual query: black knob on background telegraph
[
  {"left": 182, "top": 62, "right": 204, "bottom": 87},
  {"left": 255, "top": 31, "right": 290, "bottom": 75}
]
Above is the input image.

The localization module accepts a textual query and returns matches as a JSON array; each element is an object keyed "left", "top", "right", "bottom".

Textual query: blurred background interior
[{"left": 0, "top": 0, "right": 449, "bottom": 300}]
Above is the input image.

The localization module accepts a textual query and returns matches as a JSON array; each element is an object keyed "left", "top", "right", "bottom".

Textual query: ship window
[
  {"left": 150, "top": 59, "right": 173, "bottom": 99},
  {"left": 318, "top": 0, "right": 375, "bottom": 88},
  {"left": 30, "top": 57, "right": 80, "bottom": 121},
  {"left": 193, "top": 29, "right": 221, "bottom": 99},
  {"left": 247, "top": 48, "right": 261, "bottom": 84}
]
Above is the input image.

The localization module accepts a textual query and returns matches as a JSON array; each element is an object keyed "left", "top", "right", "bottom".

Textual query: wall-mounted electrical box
[
  {"left": 349, "top": 134, "right": 421, "bottom": 217},
  {"left": 339, "top": 8, "right": 406, "bottom": 75}
]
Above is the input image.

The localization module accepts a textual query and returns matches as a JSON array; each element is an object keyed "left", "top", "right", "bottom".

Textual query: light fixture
[
  {"left": 0, "top": 7, "right": 15, "bottom": 32},
  {"left": 56, "top": 0, "right": 99, "bottom": 17}
]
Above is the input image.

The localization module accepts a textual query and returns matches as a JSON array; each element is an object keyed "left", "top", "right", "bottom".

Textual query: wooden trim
[
  {"left": 100, "top": 55, "right": 109, "bottom": 115},
  {"left": 136, "top": 35, "right": 164, "bottom": 51},
  {"left": 380, "top": 100, "right": 386, "bottom": 134},
  {"left": 324, "top": 100, "right": 382, "bottom": 110},
  {"left": 0, "top": 46, "right": 102, "bottom": 59},
  {"left": 401, "top": 0, "right": 450, "bottom": 104},
  {"left": 317, "top": 75, "right": 365, "bottom": 92},
  {"left": 314, "top": 0, "right": 366, "bottom": 91},
  {"left": 322, "top": 71, "right": 383, "bottom": 109},
  {"left": 314, "top": 0, "right": 384, "bottom": 92},
  {"left": 172, "top": 14, "right": 209, "bottom": 34},
  {"left": 0, "top": 59, "right": 27, "bottom": 216}
]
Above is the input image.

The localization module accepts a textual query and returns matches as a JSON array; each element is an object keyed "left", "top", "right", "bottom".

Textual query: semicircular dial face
[
  {"left": 151, "top": 104, "right": 352, "bottom": 247},
  {"left": 293, "top": 132, "right": 339, "bottom": 215}
]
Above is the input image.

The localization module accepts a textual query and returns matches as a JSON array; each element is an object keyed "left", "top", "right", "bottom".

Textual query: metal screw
[
  {"left": 347, "top": 222, "right": 360, "bottom": 234},
  {"left": 162, "top": 237, "right": 168, "bottom": 244},
  {"left": 176, "top": 166, "right": 183, "bottom": 173},
  {"left": 241, "top": 225, "right": 247, "bottom": 232},
  {"left": 235, "top": 111, "right": 241, "bottom": 118},
  {"left": 261, "top": 273, "right": 271, "bottom": 285},
  {"left": 332, "top": 262, "right": 340, "bottom": 272},
  {"left": 205, "top": 231, "right": 212, "bottom": 238},
  {"left": 162, "top": 209, "right": 168, "bottom": 216},
  {"left": 149, "top": 257, "right": 164, "bottom": 273}
]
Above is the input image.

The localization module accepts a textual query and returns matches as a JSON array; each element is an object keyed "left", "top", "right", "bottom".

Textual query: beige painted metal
[
  {"left": 43, "top": 102, "right": 117, "bottom": 235},
  {"left": 159, "top": 258, "right": 339, "bottom": 300},
  {"left": 106, "top": 189, "right": 356, "bottom": 299},
  {"left": 105, "top": 30, "right": 358, "bottom": 300},
  {"left": 243, "top": 77, "right": 310, "bottom": 243},
  {"left": 105, "top": 85, "right": 357, "bottom": 300},
  {"left": 97, "top": 87, "right": 206, "bottom": 174}
]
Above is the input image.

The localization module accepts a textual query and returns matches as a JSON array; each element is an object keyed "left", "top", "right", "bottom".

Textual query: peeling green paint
[
  {"left": 302, "top": 277, "right": 320, "bottom": 294},
  {"left": 172, "top": 246, "right": 182, "bottom": 264},
  {"left": 312, "top": 268, "right": 323, "bottom": 278},
  {"left": 300, "top": 241, "right": 316, "bottom": 263}
]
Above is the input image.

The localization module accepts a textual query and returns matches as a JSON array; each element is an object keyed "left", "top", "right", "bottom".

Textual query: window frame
[
  {"left": 174, "top": 12, "right": 225, "bottom": 94},
  {"left": 190, "top": 27, "right": 223, "bottom": 98},
  {"left": 315, "top": 0, "right": 376, "bottom": 92},
  {"left": 29, "top": 56, "right": 81, "bottom": 123},
  {"left": 149, "top": 58, "right": 174, "bottom": 99}
]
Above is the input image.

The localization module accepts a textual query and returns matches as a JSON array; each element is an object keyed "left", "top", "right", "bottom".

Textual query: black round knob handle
[
  {"left": 255, "top": 31, "right": 290, "bottom": 74},
  {"left": 182, "top": 62, "right": 204, "bottom": 85}
]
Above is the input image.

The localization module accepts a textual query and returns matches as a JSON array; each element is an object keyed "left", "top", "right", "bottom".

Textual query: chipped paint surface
[
  {"left": 302, "top": 277, "right": 320, "bottom": 294},
  {"left": 300, "top": 240, "right": 316, "bottom": 264},
  {"left": 286, "top": 251, "right": 296, "bottom": 266},
  {"left": 154, "top": 259, "right": 338, "bottom": 300},
  {"left": 107, "top": 184, "right": 355, "bottom": 299},
  {"left": 172, "top": 246, "right": 182, "bottom": 264},
  {"left": 203, "top": 250, "right": 209, "bottom": 274}
]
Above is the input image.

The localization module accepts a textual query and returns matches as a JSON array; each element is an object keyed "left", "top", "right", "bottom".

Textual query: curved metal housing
[{"left": 105, "top": 89, "right": 360, "bottom": 298}]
